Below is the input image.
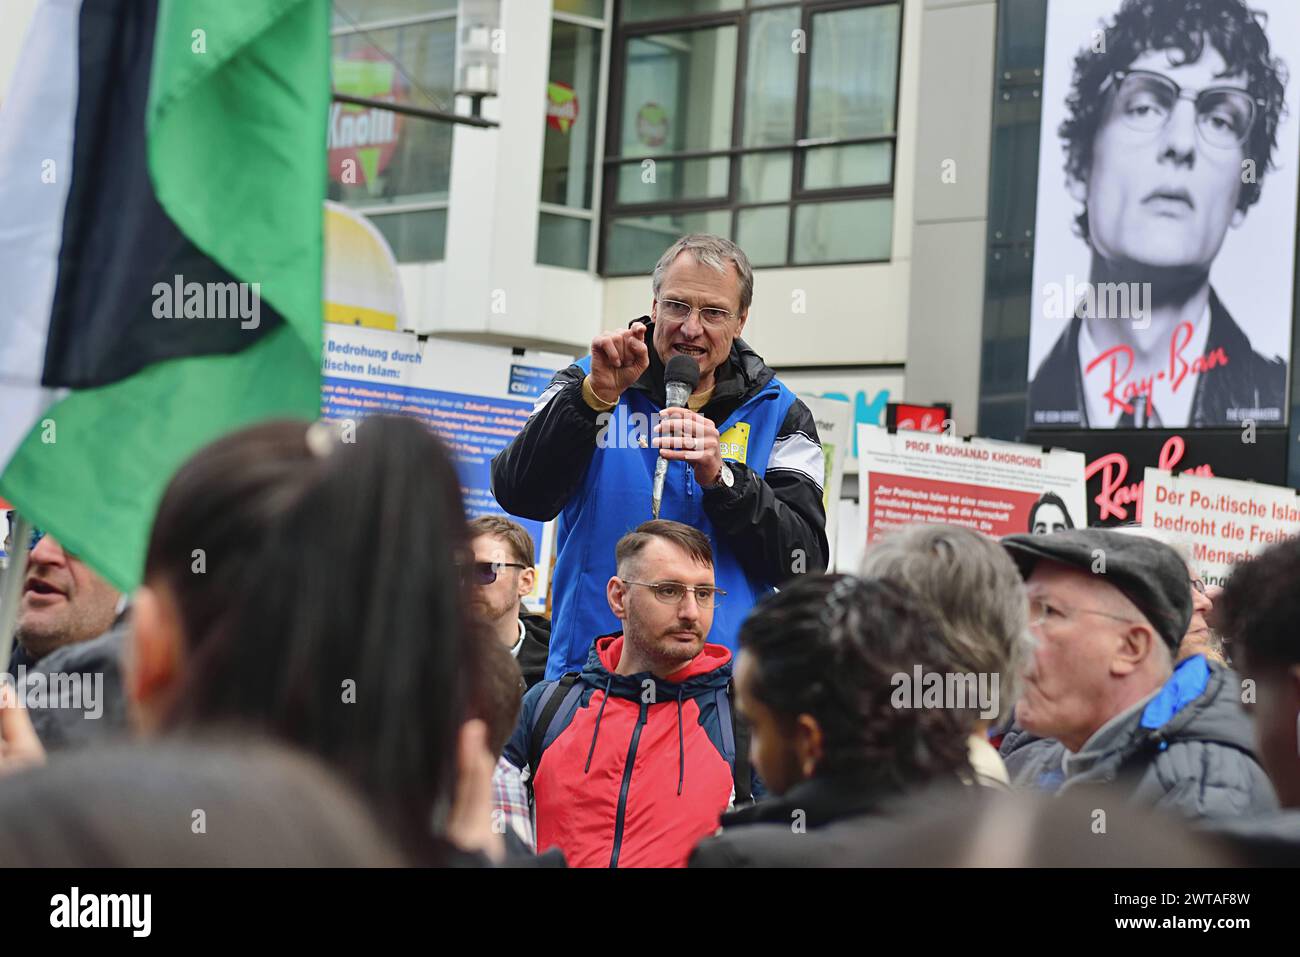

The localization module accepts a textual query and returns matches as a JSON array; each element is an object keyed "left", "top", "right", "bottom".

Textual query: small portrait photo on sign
[{"left": 1028, "top": 491, "right": 1077, "bottom": 534}]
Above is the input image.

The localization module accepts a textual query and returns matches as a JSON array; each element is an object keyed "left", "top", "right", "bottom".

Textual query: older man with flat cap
[{"left": 997, "top": 528, "right": 1275, "bottom": 821}]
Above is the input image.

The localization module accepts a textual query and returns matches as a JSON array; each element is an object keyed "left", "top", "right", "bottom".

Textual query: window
[
  {"left": 329, "top": 5, "right": 457, "bottom": 262},
  {"left": 538, "top": 2, "right": 612, "bottom": 271},
  {"left": 602, "top": 0, "right": 902, "bottom": 275}
]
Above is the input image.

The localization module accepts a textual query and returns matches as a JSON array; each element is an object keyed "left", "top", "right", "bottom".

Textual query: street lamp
[
  {"left": 455, "top": 0, "right": 502, "bottom": 120},
  {"left": 330, "top": 0, "right": 502, "bottom": 130}
]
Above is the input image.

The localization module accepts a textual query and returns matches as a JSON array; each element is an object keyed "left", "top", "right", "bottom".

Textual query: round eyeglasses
[
  {"left": 1028, "top": 597, "right": 1137, "bottom": 630},
  {"left": 656, "top": 299, "right": 736, "bottom": 328},
  {"left": 1104, "top": 69, "right": 1262, "bottom": 150},
  {"left": 620, "top": 579, "right": 725, "bottom": 608}
]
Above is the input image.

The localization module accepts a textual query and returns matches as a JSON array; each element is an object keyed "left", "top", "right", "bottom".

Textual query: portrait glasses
[
  {"left": 1103, "top": 69, "right": 1261, "bottom": 150},
  {"left": 1028, "top": 596, "right": 1137, "bottom": 630},
  {"left": 656, "top": 299, "right": 736, "bottom": 328},
  {"left": 620, "top": 579, "right": 726, "bottom": 608}
]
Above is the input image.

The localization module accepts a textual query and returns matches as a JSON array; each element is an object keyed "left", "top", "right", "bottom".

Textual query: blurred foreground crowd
[{"left": 1, "top": 415, "right": 1297, "bottom": 868}]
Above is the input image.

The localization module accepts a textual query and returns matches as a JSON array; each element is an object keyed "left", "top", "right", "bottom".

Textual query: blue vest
[{"left": 546, "top": 356, "right": 797, "bottom": 678}]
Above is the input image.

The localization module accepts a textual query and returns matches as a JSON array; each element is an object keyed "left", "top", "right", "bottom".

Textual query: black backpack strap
[
  {"left": 527, "top": 673, "right": 582, "bottom": 778},
  {"left": 720, "top": 678, "right": 752, "bottom": 805}
]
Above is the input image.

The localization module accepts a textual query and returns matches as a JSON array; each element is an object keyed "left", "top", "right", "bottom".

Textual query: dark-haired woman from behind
[
  {"left": 121, "top": 416, "right": 499, "bottom": 864},
  {"left": 690, "top": 574, "right": 978, "bottom": 867}
]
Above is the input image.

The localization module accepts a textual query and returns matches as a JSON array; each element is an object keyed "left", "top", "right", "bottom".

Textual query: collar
[
  {"left": 966, "top": 733, "right": 1010, "bottom": 786},
  {"left": 721, "top": 770, "right": 906, "bottom": 830},
  {"left": 509, "top": 618, "right": 525, "bottom": 658},
  {"left": 1062, "top": 687, "right": 1161, "bottom": 777},
  {"left": 1078, "top": 299, "right": 1211, "bottom": 428}
]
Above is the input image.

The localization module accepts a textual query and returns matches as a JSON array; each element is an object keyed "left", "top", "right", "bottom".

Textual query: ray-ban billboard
[{"left": 1027, "top": 0, "right": 1300, "bottom": 431}]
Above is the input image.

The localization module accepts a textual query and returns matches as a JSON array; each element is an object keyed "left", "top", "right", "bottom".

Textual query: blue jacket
[{"left": 491, "top": 321, "right": 829, "bottom": 676}]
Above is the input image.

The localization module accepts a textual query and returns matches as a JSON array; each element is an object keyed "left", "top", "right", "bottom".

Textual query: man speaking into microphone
[{"left": 492, "top": 234, "right": 828, "bottom": 677}]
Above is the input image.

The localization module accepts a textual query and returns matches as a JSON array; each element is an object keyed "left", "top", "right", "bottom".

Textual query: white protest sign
[{"left": 1141, "top": 468, "right": 1300, "bottom": 589}]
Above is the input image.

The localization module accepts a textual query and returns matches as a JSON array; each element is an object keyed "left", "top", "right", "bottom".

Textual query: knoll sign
[{"left": 1025, "top": 429, "right": 1289, "bottom": 526}]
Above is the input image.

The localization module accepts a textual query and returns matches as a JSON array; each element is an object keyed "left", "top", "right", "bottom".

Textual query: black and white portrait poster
[{"left": 1027, "top": 0, "right": 1300, "bottom": 430}]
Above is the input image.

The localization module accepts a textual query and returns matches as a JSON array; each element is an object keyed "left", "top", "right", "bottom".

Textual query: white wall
[
  {"left": 903, "top": 0, "right": 998, "bottom": 433},
  {"left": 604, "top": 261, "right": 910, "bottom": 366}
]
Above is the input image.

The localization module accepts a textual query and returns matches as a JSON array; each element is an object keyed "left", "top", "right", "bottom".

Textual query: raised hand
[{"left": 588, "top": 323, "right": 650, "bottom": 403}]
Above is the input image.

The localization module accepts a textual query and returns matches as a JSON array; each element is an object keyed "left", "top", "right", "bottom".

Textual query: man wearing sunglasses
[
  {"left": 493, "top": 234, "right": 828, "bottom": 678},
  {"left": 466, "top": 516, "right": 550, "bottom": 691},
  {"left": 996, "top": 527, "right": 1274, "bottom": 820},
  {"left": 1029, "top": 0, "right": 1288, "bottom": 429}
]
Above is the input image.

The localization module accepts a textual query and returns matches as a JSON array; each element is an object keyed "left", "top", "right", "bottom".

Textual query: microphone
[{"left": 652, "top": 354, "right": 701, "bottom": 519}]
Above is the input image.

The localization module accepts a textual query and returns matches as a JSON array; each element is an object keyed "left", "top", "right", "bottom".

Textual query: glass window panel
[
  {"left": 366, "top": 208, "right": 448, "bottom": 263},
  {"left": 329, "top": 22, "right": 455, "bottom": 208},
  {"left": 542, "top": 23, "right": 602, "bottom": 209},
  {"left": 793, "top": 199, "right": 892, "bottom": 264},
  {"left": 605, "top": 209, "right": 733, "bottom": 274},
  {"left": 739, "top": 151, "right": 791, "bottom": 203},
  {"left": 538, "top": 213, "right": 593, "bottom": 270},
  {"left": 615, "top": 156, "right": 730, "bottom": 204},
  {"left": 742, "top": 7, "right": 799, "bottom": 147},
  {"left": 802, "top": 142, "right": 892, "bottom": 191},
  {"left": 554, "top": 0, "right": 606, "bottom": 17},
  {"left": 736, "top": 206, "right": 789, "bottom": 267},
  {"left": 807, "top": 4, "right": 900, "bottom": 139},
  {"left": 332, "top": 0, "right": 456, "bottom": 29},
  {"left": 622, "top": 0, "right": 741, "bottom": 23},
  {"left": 619, "top": 26, "right": 737, "bottom": 157}
]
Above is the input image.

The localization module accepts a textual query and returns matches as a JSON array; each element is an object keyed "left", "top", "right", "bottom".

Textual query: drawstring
[
  {"left": 584, "top": 676, "right": 613, "bottom": 774},
  {"left": 676, "top": 687, "right": 685, "bottom": 796}
]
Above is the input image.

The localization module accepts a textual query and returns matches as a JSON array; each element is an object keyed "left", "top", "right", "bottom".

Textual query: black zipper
[{"left": 608, "top": 696, "right": 648, "bottom": 868}]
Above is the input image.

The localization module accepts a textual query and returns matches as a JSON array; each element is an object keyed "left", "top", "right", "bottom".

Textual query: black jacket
[
  {"left": 1028, "top": 288, "right": 1286, "bottom": 428},
  {"left": 689, "top": 773, "right": 934, "bottom": 868},
  {"left": 517, "top": 613, "right": 550, "bottom": 692},
  {"left": 491, "top": 318, "right": 829, "bottom": 589}
]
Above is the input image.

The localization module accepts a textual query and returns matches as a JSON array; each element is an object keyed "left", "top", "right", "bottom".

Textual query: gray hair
[
  {"left": 652, "top": 234, "right": 754, "bottom": 313},
  {"left": 860, "top": 524, "right": 1031, "bottom": 725}
]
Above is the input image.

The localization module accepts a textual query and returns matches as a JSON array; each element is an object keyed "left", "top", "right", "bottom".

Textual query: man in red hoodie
[{"left": 503, "top": 520, "right": 745, "bottom": 867}]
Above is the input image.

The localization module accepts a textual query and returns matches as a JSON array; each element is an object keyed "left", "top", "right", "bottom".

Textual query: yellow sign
[
  {"left": 718, "top": 422, "right": 750, "bottom": 464},
  {"left": 324, "top": 201, "right": 405, "bottom": 330}
]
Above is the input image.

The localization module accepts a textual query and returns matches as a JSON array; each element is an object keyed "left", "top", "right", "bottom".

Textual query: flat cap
[{"left": 1001, "top": 529, "right": 1192, "bottom": 653}]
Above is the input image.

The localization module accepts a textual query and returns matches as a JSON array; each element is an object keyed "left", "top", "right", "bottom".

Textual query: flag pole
[{"left": 0, "top": 514, "right": 31, "bottom": 678}]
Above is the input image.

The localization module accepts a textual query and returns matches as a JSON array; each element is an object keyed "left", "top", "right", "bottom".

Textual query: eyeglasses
[
  {"left": 620, "top": 579, "right": 726, "bottom": 608},
  {"left": 1190, "top": 577, "right": 1208, "bottom": 596},
  {"left": 656, "top": 299, "right": 736, "bottom": 328},
  {"left": 1028, "top": 597, "right": 1137, "bottom": 630},
  {"left": 1102, "top": 69, "right": 1262, "bottom": 150},
  {"left": 461, "top": 561, "right": 528, "bottom": 586}
]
